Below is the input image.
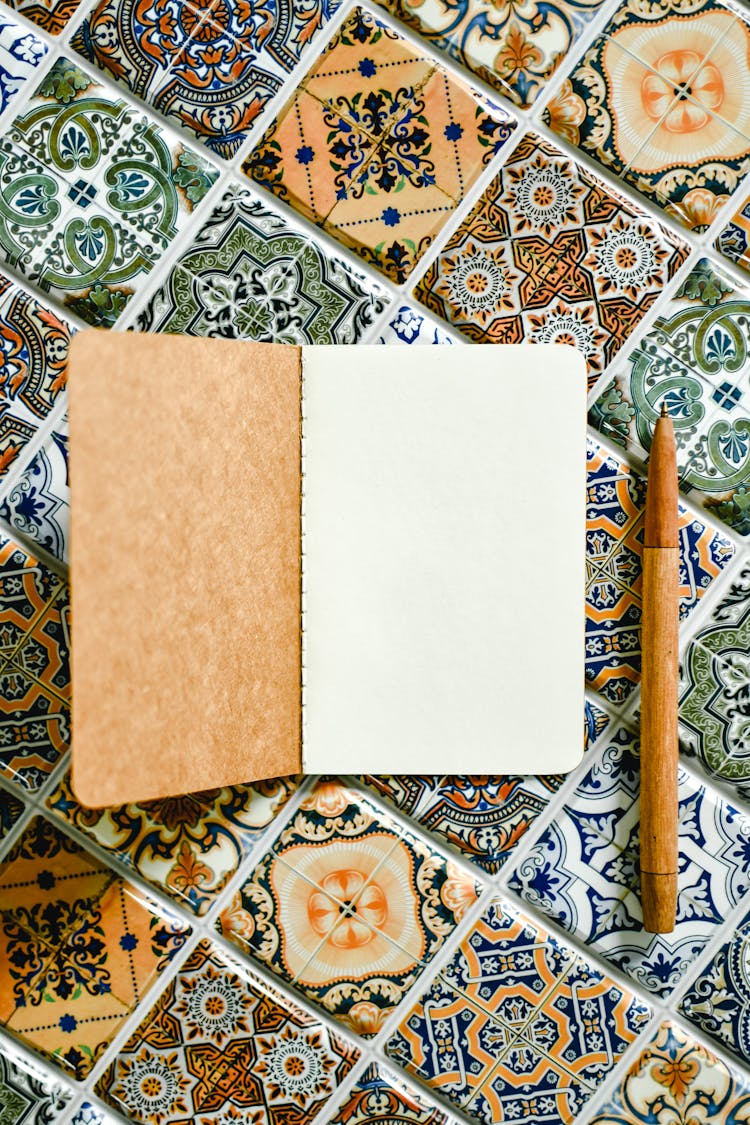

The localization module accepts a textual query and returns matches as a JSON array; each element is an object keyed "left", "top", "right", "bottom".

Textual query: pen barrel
[{"left": 640, "top": 546, "right": 679, "bottom": 882}]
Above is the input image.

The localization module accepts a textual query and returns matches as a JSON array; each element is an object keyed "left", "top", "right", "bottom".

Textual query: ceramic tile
[
  {"left": 716, "top": 181, "right": 750, "bottom": 275},
  {"left": 544, "top": 1, "right": 750, "bottom": 230},
  {"left": 0, "top": 13, "right": 45, "bottom": 118},
  {"left": 376, "top": 304, "right": 454, "bottom": 344},
  {"left": 0, "top": 416, "right": 70, "bottom": 564},
  {"left": 0, "top": 531, "right": 61, "bottom": 666},
  {"left": 219, "top": 778, "right": 482, "bottom": 1036},
  {"left": 0, "top": 783, "right": 24, "bottom": 837},
  {"left": 592, "top": 1019, "right": 750, "bottom": 1125},
  {"left": 591, "top": 257, "right": 750, "bottom": 536},
  {"left": 137, "top": 183, "right": 388, "bottom": 342},
  {"left": 508, "top": 725, "right": 750, "bottom": 998},
  {"left": 680, "top": 905, "right": 750, "bottom": 1066},
  {"left": 0, "top": 663, "right": 70, "bottom": 791},
  {"left": 331, "top": 1061, "right": 448, "bottom": 1125},
  {"left": 71, "top": 1103, "right": 121, "bottom": 1125},
  {"left": 47, "top": 768, "right": 298, "bottom": 915},
  {"left": 0, "top": 814, "right": 190, "bottom": 1078},
  {"left": 372, "top": 0, "right": 608, "bottom": 108},
  {"left": 0, "top": 1042, "right": 72, "bottom": 1123},
  {"left": 1, "top": 0, "right": 84, "bottom": 34},
  {"left": 95, "top": 936, "right": 359, "bottom": 1124},
  {"left": 245, "top": 7, "right": 514, "bottom": 281},
  {"left": 12, "top": 584, "right": 69, "bottom": 703},
  {"left": 414, "top": 131, "right": 688, "bottom": 383},
  {"left": 387, "top": 897, "right": 649, "bottom": 1121}
]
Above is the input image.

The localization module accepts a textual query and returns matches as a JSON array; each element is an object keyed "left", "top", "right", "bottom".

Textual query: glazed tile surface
[{"left": 2, "top": 0, "right": 750, "bottom": 1117}]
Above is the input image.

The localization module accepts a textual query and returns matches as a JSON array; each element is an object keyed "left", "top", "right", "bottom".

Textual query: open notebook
[{"left": 69, "top": 333, "right": 586, "bottom": 806}]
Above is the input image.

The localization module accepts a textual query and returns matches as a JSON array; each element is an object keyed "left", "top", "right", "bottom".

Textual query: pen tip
[{"left": 660, "top": 401, "right": 669, "bottom": 418}]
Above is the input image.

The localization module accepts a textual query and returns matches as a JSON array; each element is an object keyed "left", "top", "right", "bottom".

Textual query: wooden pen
[{"left": 640, "top": 402, "right": 679, "bottom": 933}]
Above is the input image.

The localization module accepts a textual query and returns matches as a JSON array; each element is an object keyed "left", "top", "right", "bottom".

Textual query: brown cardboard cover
[{"left": 69, "top": 331, "right": 302, "bottom": 806}]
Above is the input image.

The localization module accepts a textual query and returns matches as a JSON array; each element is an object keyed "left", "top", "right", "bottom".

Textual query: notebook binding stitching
[{"left": 300, "top": 349, "right": 306, "bottom": 768}]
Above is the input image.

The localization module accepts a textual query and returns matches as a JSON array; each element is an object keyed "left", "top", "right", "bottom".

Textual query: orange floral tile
[{"left": 0, "top": 664, "right": 70, "bottom": 792}]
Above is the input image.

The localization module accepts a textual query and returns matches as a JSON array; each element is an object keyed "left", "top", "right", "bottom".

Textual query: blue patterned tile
[
  {"left": 0, "top": 13, "right": 46, "bottom": 116},
  {"left": 680, "top": 904, "right": 750, "bottom": 1066},
  {"left": 1, "top": 416, "right": 70, "bottom": 564},
  {"left": 376, "top": 304, "right": 455, "bottom": 345},
  {"left": 508, "top": 726, "right": 750, "bottom": 998}
]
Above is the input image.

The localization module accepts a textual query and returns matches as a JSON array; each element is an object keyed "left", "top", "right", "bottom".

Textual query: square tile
[
  {"left": 0, "top": 815, "right": 190, "bottom": 1078},
  {"left": 0, "top": 13, "right": 46, "bottom": 117},
  {"left": 12, "top": 585, "right": 69, "bottom": 703},
  {"left": 1, "top": 0, "right": 85, "bottom": 35},
  {"left": 414, "top": 132, "right": 688, "bottom": 383},
  {"left": 0, "top": 1042, "right": 72, "bottom": 1123},
  {"left": 0, "top": 416, "right": 70, "bottom": 564},
  {"left": 543, "top": 1, "right": 750, "bottom": 230},
  {"left": 387, "top": 897, "right": 649, "bottom": 1122},
  {"left": 372, "top": 0, "right": 608, "bottom": 108},
  {"left": 592, "top": 1020, "right": 750, "bottom": 1125},
  {"left": 507, "top": 725, "right": 750, "bottom": 997},
  {"left": 0, "top": 531, "right": 62, "bottom": 662},
  {"left": 0, "top": 663, "right": 70, "bottom": 791},
  {"left": 95, "top": 937, "right": 359, "bottom": 1124},
  {"left": 219, "top": 778, "right": 482, "bottom": 1036},
  {"left": 331, "top": 1061, "right": 448, "bottom": 1125},
  {"left": 47, "top": 769, "right": 298, "bottom": 915},
  {"left": 137, "top": 183, "right": 388, "bottom": 342},
  {"left": 244, "top": 6, "right": 515, "bottom": 282},
  {"left": 680, "top": 907, "right": 750, "bottom": 1066}
]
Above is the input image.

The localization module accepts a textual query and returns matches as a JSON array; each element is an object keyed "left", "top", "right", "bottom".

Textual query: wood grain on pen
[{"left": 640, "top": 403, "right": 679, "bottom": 934}]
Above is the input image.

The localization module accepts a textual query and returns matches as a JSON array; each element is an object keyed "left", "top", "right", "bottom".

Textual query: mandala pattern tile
[
  {"left": 386, "top": 897, "right": 649, "bottom": 1120},
  {"left": 372, "top": 0, "right": 607, "bottom": 108},
  {"left": 591, "top": 257, "right": 750, "bottom": 536},
  {"left": 137, "top": 184, "right": 388, "bottom": 342},
  {"left": 544, "top": 0, "right": 750, "bottom": 230},
  {"left": 47, "top": 769, "right": 298, "bottom": 915},
  {"left": 0, "top": 814, "right": 190, "bottom": 1078},
  {"left": 0, "top": 13, "right": 46, "bottom": 116},
  {"left": 585, "top": 439, "right": 733, "bottom": 703},
  {"left": 680, "top": 562, "right": 750, "bottom": 795},
  {"left": 2, "top": 57, "right": 219, "bottom": 326},
  {"left": 508, "top": 725, "right": 750, "bottom": 998},
  {"left": 1, "top": 0, "right": 84, "bottom": 34},
  {"left": 592, "top": 1020, "right": 750, "bottom": 1125},
  {"left": 0, "top": 1043, "right": 71, "bottom": 1124},
  {"left": 414, "top": 132, "right": 688, "bottom": 382},
  {"left": 219, "top": 778, "right": 482, "bottom": 1036},
  {"left": 95, "top": 937, "right": 359, "bottom": 1124},
  {"left": 244, "top": 7, "right": 515, "bottom": 282},
  {"left": 680, "top": 904, "right": 750, "bottom": 1067},
  {"left": 331, "top": 1061, "right": 448, "bottom": 1125},
  {"left": 0, "top": 417, "right": 70, "bottom": 564},
  {"left": 0, "top": 275, "right": 71, "bottom": 479}
]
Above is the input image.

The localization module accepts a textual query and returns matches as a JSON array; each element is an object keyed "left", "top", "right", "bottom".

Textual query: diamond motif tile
[
  {"left": 244, "top": 7, "right": 515, "bottom": 282},
  {"left": 95, "top": 937, "right": 359, "bottom": 1124},
  {"left": 47, "top": 768, "right": 298, "bottom": 915},
  {"left": 544, "top": 0, "right": 750, "bottom": 230},
  {"left": 137, "top": 183, "right": 388, "bottom": 342},
  {"left": 0, "top": 415, "right": 70, "bottom": 563},
  {"left": 0, "top": 814, "right": 190, "bottom": 1078},
  {"left": 372, "top": 0, "right": 609, "bottom": 108},
  {"left": 414, "top": 131, "right": 688, "bottom": 384},
  {"left": 508, "top": 725, "right": 750, "bottom": 998},
  {"left": 219, "top": 778, "right": 482, "bottom": 1036}
]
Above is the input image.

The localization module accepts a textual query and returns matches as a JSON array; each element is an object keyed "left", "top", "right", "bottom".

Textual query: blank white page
[{"left": 302, "top": 344, "right": 586, "bottom": 775}]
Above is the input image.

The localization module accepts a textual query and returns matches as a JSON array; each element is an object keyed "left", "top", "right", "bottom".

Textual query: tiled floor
[{"left": 2, "top": 0, "right": 750, "bottom": 1121}]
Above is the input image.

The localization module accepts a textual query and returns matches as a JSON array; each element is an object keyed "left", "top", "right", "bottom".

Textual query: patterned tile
[
  {"left": 508, "top": 725, "right": 750, "bottom": 998},
  {"left": 680, "top": 904, "right": 750, "bottom": 1067},
  {"left": 331, "top": 1061, "right": 447, "bottom": 1125},
  {"left": 413, "top": 131, "right": 688, "bottom": 383},
  {"left": 2, "top": 57, "right": 219, "bottom": 326},
  {"left": 0, "top": 1042, "right": 72, "bottom": 1123},
  {"left": 376, "top": 304, "right": 455, "bottom": 344},
  {"left": 386, "top": 897, "right": 649, "bottom": 1121},
  {"left": 95, "top": 936, "right": 359, "bottom": 1124},
  {"left": 74, "top": 0, "right": 342, "bottom": 160},
  {"left": 219, "top": 778, "right": 482, "bottom": 1036},
  {"left": 0, "top": 531, "right": 61, "bottom": 660},
  {"left": 0, "top": 815, "right": 189, "bottom": 1078},
  {"left": 0, "top": 274, "right": 71, "bottom": 479},
  {"left": 372, "top": 0, "right": 608, "bottom": 108},
  {"left": 0, "top": 783, "right": 24, "bottom": 837},
  {"left": 716, "top": 180, "right": 750, "bottom": 275},
  {"left": 1, "top": 0, "right": 84, "bottom": 35},
  {"left": 47, "top": 769, "right": 298, "bottom": 915},
  {"left": 544, "top": 0, "right": 750, "bottom": 230},
  {"left": 592, "top": 1020, "right": 750, "bottom": 1125},
  {"left": 585, "top": 438, "right": 734, "bottom": 703},
  {"left": 0, "top": 416, "right": 69, "bottom": 564},
  {"left": 591, "top": 257, "right": 750, "bottom": 537},
  {"left": 680, "top": 562, "right": 750, "bottom": 795},
  {"left": 244, "top": 7, "right": 515, "bottom": 282},
  {"left": 362, "top": 702, "right": 608, "bottom": 874},
  {"left": 137, "top": 183, "right": 388, "bottom": 342},
  {"left": 0, "top": 12, "right": 46, "bottom": 116}
]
